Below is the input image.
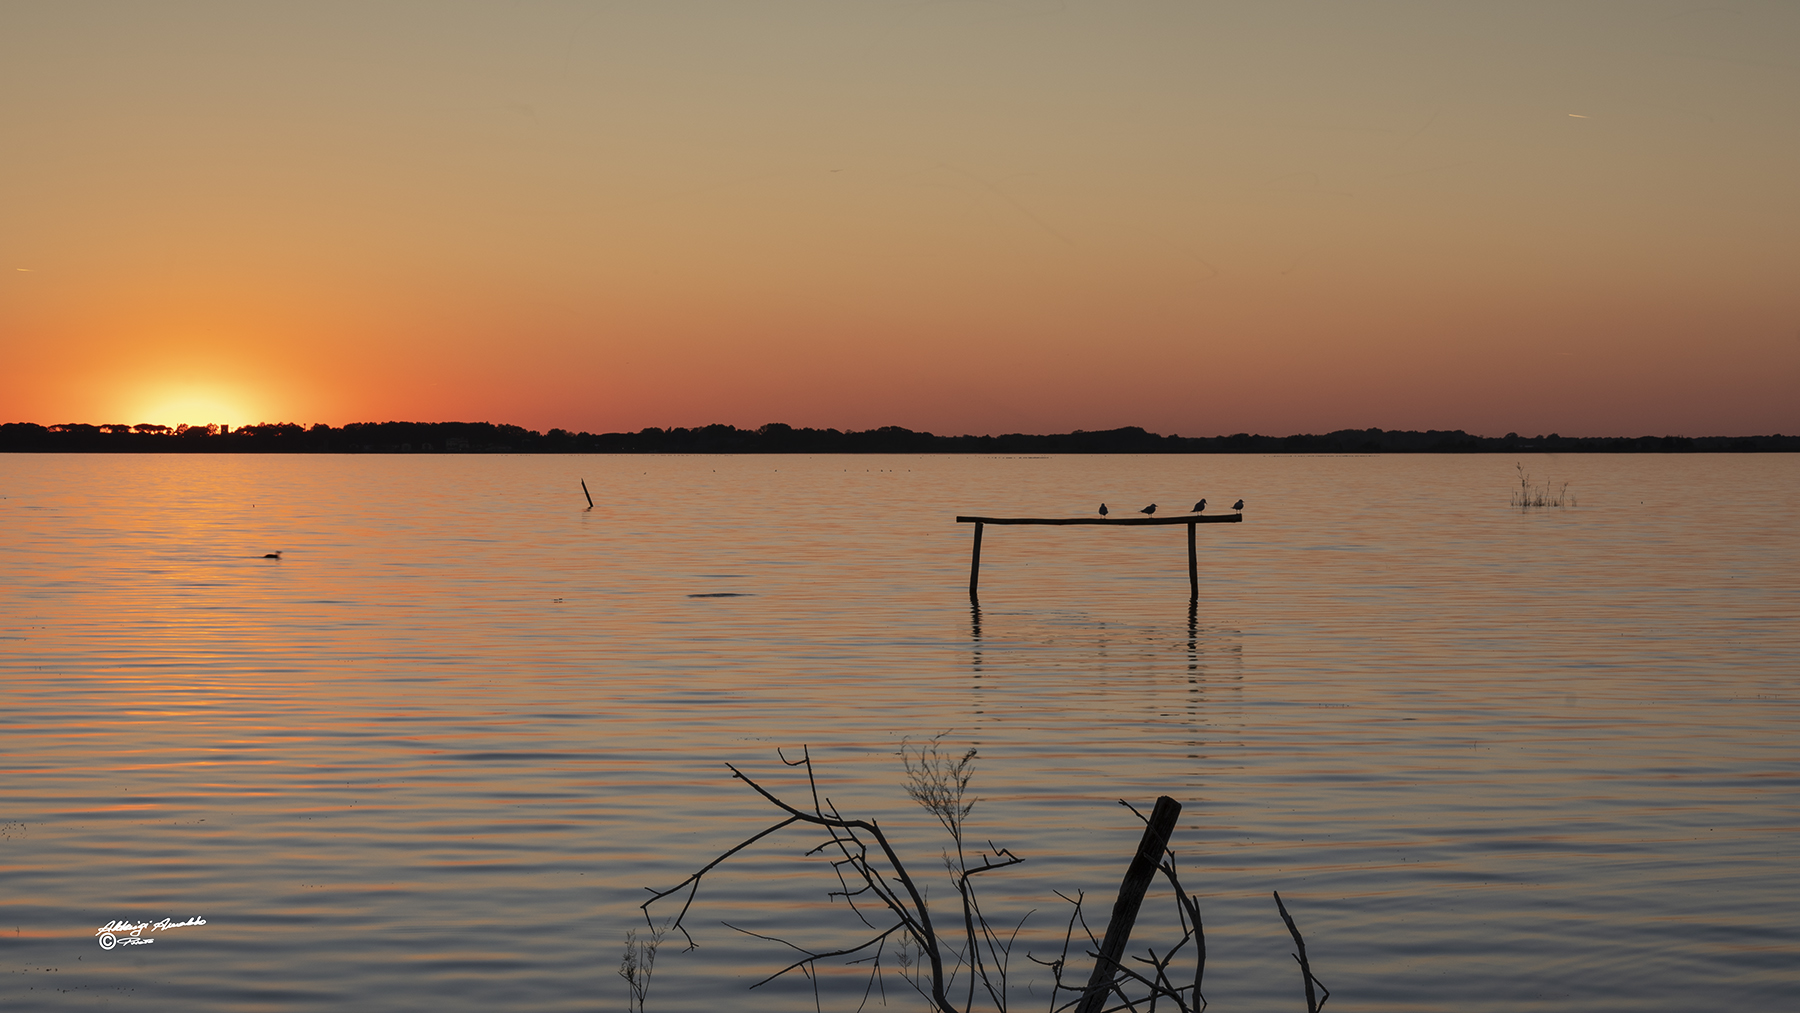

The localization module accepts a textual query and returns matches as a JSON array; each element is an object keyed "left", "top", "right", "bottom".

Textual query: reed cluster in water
[{"left": 1511, "top": 463, "right": 1576, "bottom": 509}]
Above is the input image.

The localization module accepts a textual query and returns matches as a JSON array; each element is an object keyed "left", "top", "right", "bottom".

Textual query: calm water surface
[{"left": 1, "top": 453, "right": 1795, "bottom": 1012}]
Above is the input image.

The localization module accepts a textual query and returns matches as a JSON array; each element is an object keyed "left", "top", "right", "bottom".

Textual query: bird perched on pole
[
  {"left": 1140, "top": 504, "right": 1157, "bottom": 516},
  {"left": 1098, "top": 503, "right": 1109, "bottom": 518},
  {"left": 1192, "top": 499, "right": 1206, "bottom": 513},
  {"left": 1233, "top": 499, "right": 1245, "bottom": 512}
]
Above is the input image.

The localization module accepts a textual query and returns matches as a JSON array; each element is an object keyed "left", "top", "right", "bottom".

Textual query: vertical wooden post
[
  {"left": 1187, "top": 521, "right": 1198, "bottom": 600},
  {"left": 1075, "top": 795, "right": 1183, "bottom": 1013},
  {"left": 968, "top": 521, "right": 984, "bottom": 597}
]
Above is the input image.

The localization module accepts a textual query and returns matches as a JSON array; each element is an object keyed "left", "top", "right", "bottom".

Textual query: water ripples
[{"left": 1, "top": 452, "right": 1795, "bottom": 1011}]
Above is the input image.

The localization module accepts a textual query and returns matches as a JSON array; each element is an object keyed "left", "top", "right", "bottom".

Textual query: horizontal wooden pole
[{"left": 955, "top": 514, "right": 1241, "bottom": 526}]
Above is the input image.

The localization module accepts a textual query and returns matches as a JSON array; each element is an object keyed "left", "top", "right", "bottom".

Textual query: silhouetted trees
[{"left": 0, "top": 420, "right": 1793, "bottom": 454}]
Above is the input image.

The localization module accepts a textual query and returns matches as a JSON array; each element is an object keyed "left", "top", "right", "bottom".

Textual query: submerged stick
[{"left": 581, "top": 479, "right": 594, "bottom": 509}]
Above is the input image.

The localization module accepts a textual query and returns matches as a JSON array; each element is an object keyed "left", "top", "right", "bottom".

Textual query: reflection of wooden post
[
  {"left": 1076, "top": 796, "right": 1183, "bottom": 1013},
  {"left": 1187, "top": 521, "right": 1198, "bottom": 600},
  {"left": 969, "top": 521, "right": 984, "bottom": 597}
]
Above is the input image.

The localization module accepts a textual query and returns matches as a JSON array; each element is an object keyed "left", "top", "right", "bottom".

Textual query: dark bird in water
[
  {"left": 1192, "top": 499, "right": 1206, "bottom": 513},
  {"left": 262, "top": 552, "right": 282, "bottom": 559},
  {"left": 1098, "top": 503, "right": 1109, "bottom": 518},
  {"left": 1140, "top": 504, "right": 1156, "bottom": 516},
  {"left": 1233, "top": 499, "right": 1245, "bottom": 512}
]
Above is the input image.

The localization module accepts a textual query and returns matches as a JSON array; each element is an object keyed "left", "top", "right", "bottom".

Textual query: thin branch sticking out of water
[{"left": 1274, "top": 891, "right": 1328, "bottom": 1013}]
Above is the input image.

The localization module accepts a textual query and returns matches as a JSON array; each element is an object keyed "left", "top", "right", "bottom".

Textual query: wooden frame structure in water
[{"left": 955, "top": 512, "right": 1242, "bottom": 599}]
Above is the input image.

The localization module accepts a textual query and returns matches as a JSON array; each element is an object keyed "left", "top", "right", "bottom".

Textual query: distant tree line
[{"left": 2, "top": 420, "right": 1794, "bottom": 454}]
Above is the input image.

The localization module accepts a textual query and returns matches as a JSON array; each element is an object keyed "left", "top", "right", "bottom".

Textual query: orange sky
[{"left": 3, "top": 1, "right": 1796, "bottom": 437}]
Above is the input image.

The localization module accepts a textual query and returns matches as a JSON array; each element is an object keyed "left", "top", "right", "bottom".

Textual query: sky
[{"left": 2, "top": 1, "right": 1796, "bottom": 437}]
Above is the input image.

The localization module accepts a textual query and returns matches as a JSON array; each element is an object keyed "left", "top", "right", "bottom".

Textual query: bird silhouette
[
  {"left": 262, "top": 551, "right": 282, "bottom": 559},
  {"left": 1192, "top": 499, "right": 1206, "bottom": 513},
  {"left": 1140, "top": 504, "right": 1156, "bottom": 516},
  {"left": 1098, "top": 503, "right": 1109, "bottom": 517},
  {"left": 1233, "top": 499, "right": 1244, "bottom": 512}
]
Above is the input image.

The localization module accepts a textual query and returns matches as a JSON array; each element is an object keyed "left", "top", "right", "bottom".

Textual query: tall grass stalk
[{"left": 618, "top": 926, "right": 663, "bottom": 1013}]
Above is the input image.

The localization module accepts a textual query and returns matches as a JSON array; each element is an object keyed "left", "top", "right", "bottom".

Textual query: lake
[{"left": 1, "top": 452, "right": 1795, "bottom": 1012}]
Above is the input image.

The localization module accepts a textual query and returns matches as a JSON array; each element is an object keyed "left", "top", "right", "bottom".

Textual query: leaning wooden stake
[
  {"left": 580, "top": 479, "right": 594, "bottom": 509},
  {"left": 1075, "top": 795, "right": 1183, "bottom": 1013}
]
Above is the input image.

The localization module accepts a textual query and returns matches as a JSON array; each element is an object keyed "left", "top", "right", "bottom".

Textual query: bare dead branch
[
  {"left": 645, "top": 752, "right": 962, "bottom": 1013},
  {"left": 1273, "top": 891, "right": 1329, "bottom": 1013},
  {"left": 724, "top": 920, "right": 909, "bottom": 989},
  {"left": 640, "top": 814, "right": 802, "bottom": 948}
]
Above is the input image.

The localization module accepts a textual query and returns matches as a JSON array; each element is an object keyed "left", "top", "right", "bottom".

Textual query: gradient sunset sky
[{"left": 3, "top": 1, "right": 1796, "bottom": 437}]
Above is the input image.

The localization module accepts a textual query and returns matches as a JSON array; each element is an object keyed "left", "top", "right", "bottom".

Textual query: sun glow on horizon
[{"left": 131, "top": 388, "right": 262, "bottom": 431}]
